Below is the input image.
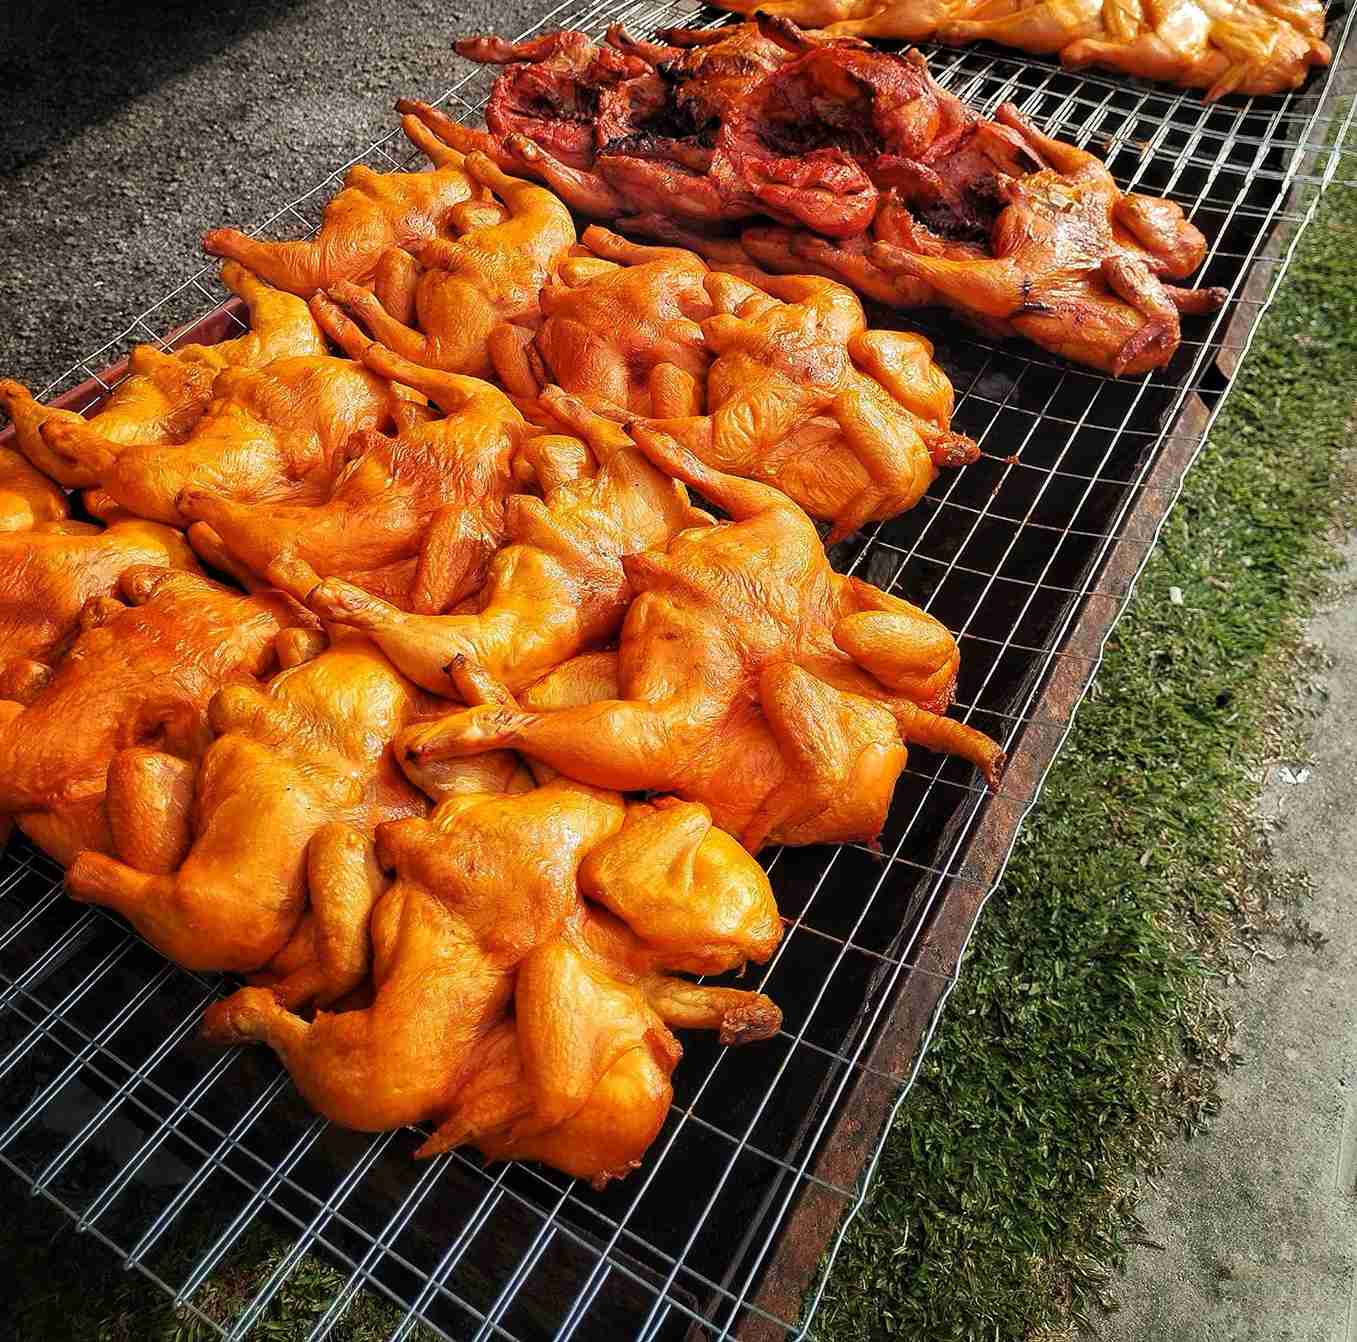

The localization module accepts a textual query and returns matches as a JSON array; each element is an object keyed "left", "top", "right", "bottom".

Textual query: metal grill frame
[{"left": 1, "top": 4, "right": 1355, "bottom": 1339}]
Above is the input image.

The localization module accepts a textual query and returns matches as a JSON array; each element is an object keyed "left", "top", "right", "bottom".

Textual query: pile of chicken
[
  {"left": 413, "top": 16, "right": 1229, "bottom": 375},
  {"left": 0, "top": 115, "right": 1003, "bottom": 1187},
  {"left": 717, "top": 0, "right": 1330, "bottom": 99}
]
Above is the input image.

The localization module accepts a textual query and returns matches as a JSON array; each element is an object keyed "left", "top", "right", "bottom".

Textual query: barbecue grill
[{"left": 1, "top": 2, "right": 1354, "bottom": 1337}]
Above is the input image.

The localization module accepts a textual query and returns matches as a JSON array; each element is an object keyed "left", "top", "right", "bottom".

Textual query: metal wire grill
[{"left": 2, "top": 2, "right": 1355, "bottom": 1337}]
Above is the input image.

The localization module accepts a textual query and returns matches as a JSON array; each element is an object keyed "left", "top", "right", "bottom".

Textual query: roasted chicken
[
  {"left": 306, "top": 390, "right": 709, "bottom": 695},
  {"left": 203, "top": 116, "right": 478, "bottom": 296},
  {"left": 414, "top": 17, "right": 1224, "bottom": 371},
  {"left": 38, "top": 353, "right": 416, "bottom": 527},
  {"left": 66, "top": 634, "right": 430, "bottom": 984},
  {"left": 492, "top": 227, "right": 973, "bottom": 535},
  {"left": 0, "top": 447, "right": 67, "bottom": 533},
  {"left": 0, "top": 567, "right": 317, "bottom": 865},
  {"left": 405, "top": 22, "right": 875, "bottom": 234},
  {"left": 202, "top": 664, "right": 781, "bottom": 1186},
  {"left": 716, "top": 0, "right": 1331, "bottom": 99},
  {"left": 178, "top": 348, "right": 524, "bottom": 613},
  {"left": 0, "top": 514, "right": 198, "bottom": 695},
  {"left": 399, "top": 430, "right": 1003, "bottom": 851},
  {"left": 0, "top": 263, "right": 325, "bottom": 488},
  {"left": 311, "top": 153, "right": 576, "bottom": 381}
]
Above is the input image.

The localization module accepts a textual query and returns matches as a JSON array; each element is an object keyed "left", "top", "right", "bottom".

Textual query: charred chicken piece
[
  {"left": 716, "top": 0, "right": 1330, "bottom": 99},
  {"left": 0, "top": 568, "right": 317, "bottom": 865},
  {"left": 400, "top": 431, "right": 1003, "bottom": 852}
]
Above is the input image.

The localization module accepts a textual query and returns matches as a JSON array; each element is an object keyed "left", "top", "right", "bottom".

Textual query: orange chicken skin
[
  {"left": 202, "top": 116, "right": 478, "bottom": 296},
  {"left": 641, "top": 257, "right": 976, "bottom": 539},
  {"left": 0, "top": 567, "right": 317, "bottom": 866},
  {"left": 312, "top": 153, "right": 576, "bottom": 382},
  {"left": 489, "top": 231, "right": 715, "bottom": 418},
  {"left": 202, "top": 666, "right": 781, "bottom": 1185},
  {"left": 178, "top": 348, "right": 526, "bottom": 615},
  {"left": 0, "top": 515, "right": 199, "bottom": 698},
  {"left": 494, "top": 227, "right": 974, "bottom": 537},
  {"left": 403, "top": 429, "right": 1003, "bottom": 851},
  {"left": 0, "top": 263, "right": 325, "bottom": 488},
  {"left": 719, "top": 0, "right": 1331, "bottom": 99},
  {"left": 66, "top": 635, "right": 433, "bottom": 984},
  {"left": 200, "top": 775, "right": 629, "bottom": 1138},
  {"left": 306, "top": 389, "right": 710, "bottom": 696},
  {"left": 0, "top": 447, "right": 67, "bottom": 532},
  {"left": 38, "top": 355, "right": 414, "bottom": 528}
]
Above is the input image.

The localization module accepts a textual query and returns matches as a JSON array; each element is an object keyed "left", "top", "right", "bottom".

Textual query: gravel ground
[{"left": 0, "top": 0, "right": 537, "bottom": 389}]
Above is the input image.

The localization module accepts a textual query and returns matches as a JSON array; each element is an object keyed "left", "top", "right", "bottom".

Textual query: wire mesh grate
[{"left": 1, "top": 2, "right": 1355, "bottom": 1337}]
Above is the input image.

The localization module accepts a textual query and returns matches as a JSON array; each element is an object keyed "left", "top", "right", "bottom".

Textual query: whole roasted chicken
[
  {"left": 202, "top": 116, "right": 478, "bottom": 296},
  {"left": 0, "top": 514, "right": 199, "bottom": 699},
  {"left": 66, "top": 634, "right": 431, "bottom": 984},
  {"left": 178, "top": 347, "right": 525, "bottom": 613},
  {"left": 0, "top": 567, "right": 317, "bottom": 865},
  {"left": 38, "top": 353, "right": 417, "bottom": 527},
  {"left": 400, "top": 429, "right": 1003, "bottom": 851},
  {"left": 0, "top": 263, "right": 325, "bottom": 488},
  {"left": 494, "top": 227, "right": 974, "bottom": 536},
  {"left": 306, "top": 390, "right": 708, "bottom": 695},
  {"left": 715, "top": 0, "right": 1331, "bottom": 99},
  {"left": 417, "top": 16, "right": 1224, "bottom": 371},
  {"left": 203, "top": 663, "right": 781, "bottom": 1186},
  {"left": 312, "top": 152, "right": 576, "bottom": 381}
]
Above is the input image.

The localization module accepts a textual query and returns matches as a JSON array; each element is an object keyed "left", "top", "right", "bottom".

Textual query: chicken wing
[
  {"left": 37, "top": 354, "right": 414, "bottom": 527},
  {"left": 178, "top": 348, "right": 525, "bottom": 614},
  {"left": 312, "top": 153, "right": 576, "bottom": 381},
  {"left": 0, "top": 262, "right": 325, "bottom": 487},
  {"left": 305, "top": 389, "right": 708, "bottom": 695},
  {"left": 66, "top": 635, "right": 431, "bottom": 982},
  {"left": 0, "top": 568, "right": 317, "bottom": 865},
  {"left": 401, "top": 429, "right": 1003, "bottom": 851},
  {"left": 718, "top": 0, "right": 1331, "bottom": 99},
  {"left": 0, "top": 515, "right": 198, "bottom": 694},
  {"left": 202, "top": 116, "right": 478, "bottom": 295}
]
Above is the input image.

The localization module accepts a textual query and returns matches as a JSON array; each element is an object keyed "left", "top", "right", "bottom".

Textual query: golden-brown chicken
[
  {"left": 0, "top": 567, "right": 317, "bottom": 865},
  {"left": 492, "top": 227, "right": 973, "bottom": 536},
  {"left": 0, "top": 447, "right": 67, "bottom": 533},
  {"left": 178, "top": 348, "right": 525, "bottom": 614},
  {"left": 38, "top": 354, "right": 415, "bottom": 527},
  {"left": 305, "top": 390, "right": 708, "bottom": 695},
  {"left": 311, "top": 153, "right": 576, "bottom": 381},
  {"left": 201, "top": 665, "right": 780, "bottom": 1185},
  {"left": 0, "top": 263, "right": 325, "bottom": 488},
  {"left": 489, "top": 231, "right": 715, "bottom": 417},
  {"left": 639, "top": 254, "right": 976, "bottom": 539},
  {"left": 402, "top": 429, "right": 1003, "bottom": 851},
  {"left": 66, "top": 634, "right": 431, "bottom": 983},
  {"left": 717, "top": 0, "right": 1331, "bottom": 99},
  {"left": 0, "top": 515, "right": 199, "bottom": 695},
  {"left": 202, "top": 117, "right": 478, "bottom": 296}
]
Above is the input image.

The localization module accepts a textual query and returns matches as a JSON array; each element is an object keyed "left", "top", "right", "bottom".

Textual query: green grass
[
  {"left": 811, "top": 179, "right": 1357, "bottom": 1341},
  {"left": 5, "top": 172, "right": 1357, "bottom": 1342}
]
